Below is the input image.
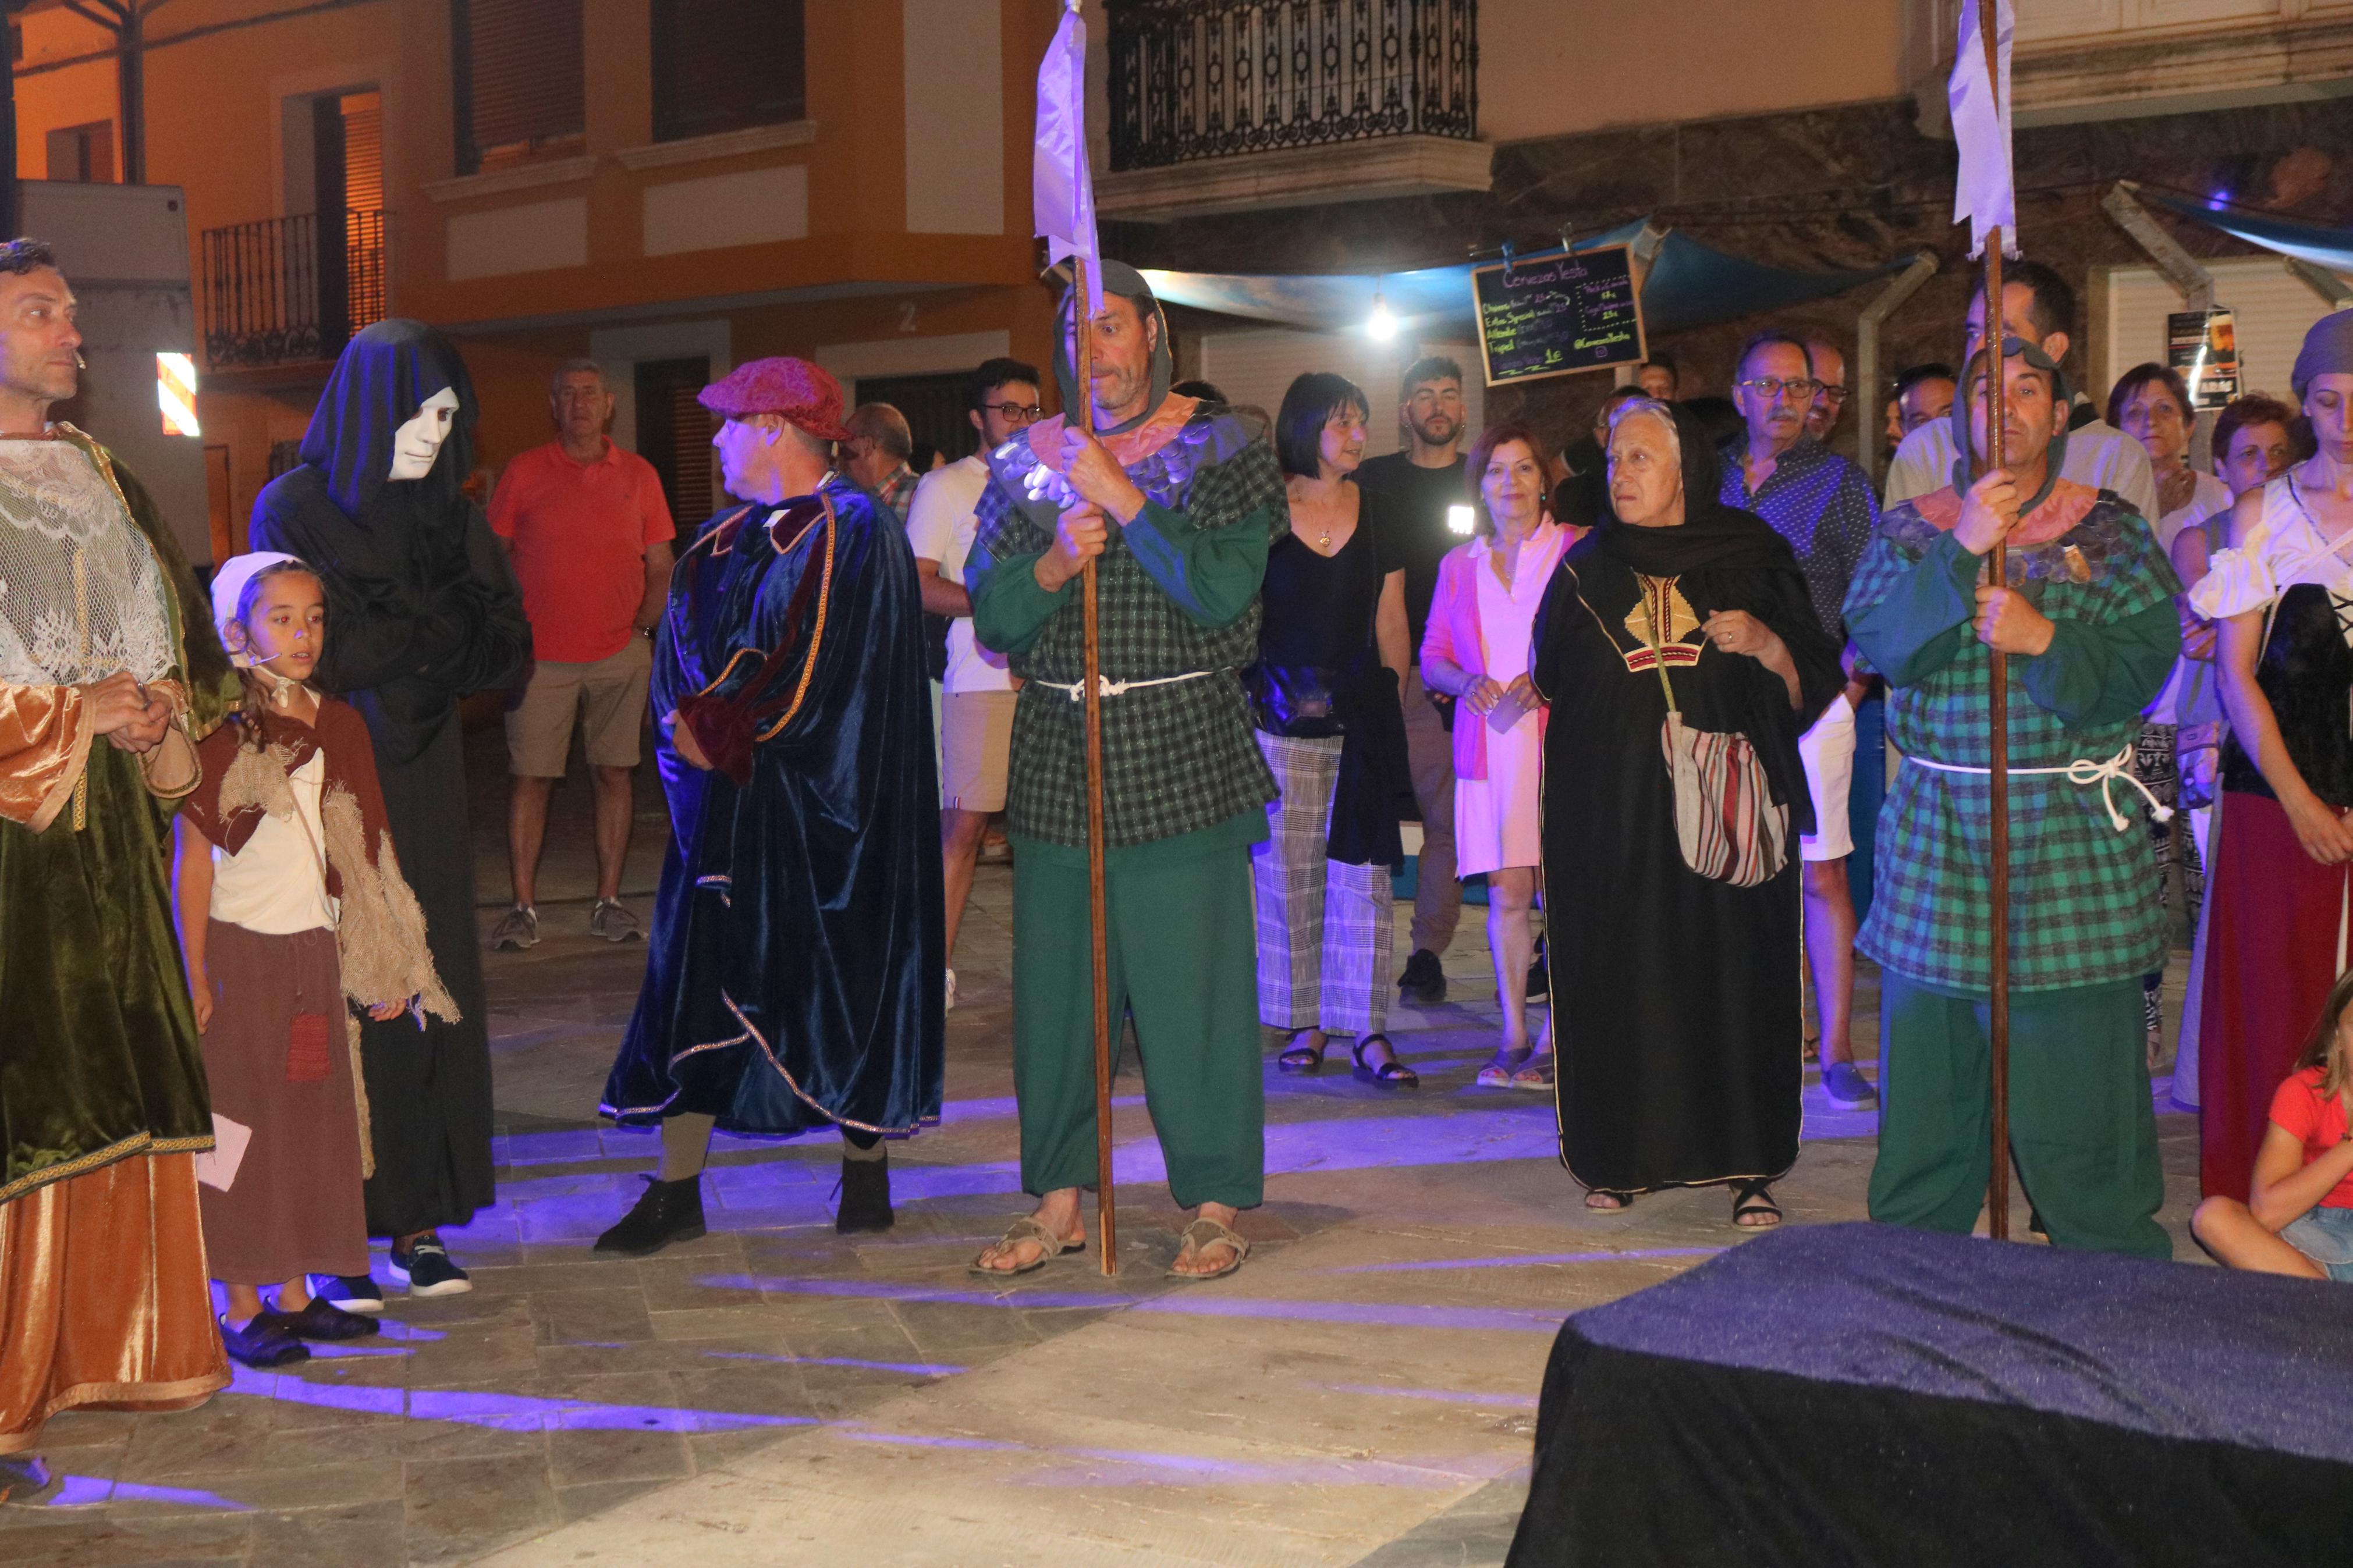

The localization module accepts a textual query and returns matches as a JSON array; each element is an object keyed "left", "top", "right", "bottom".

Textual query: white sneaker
[{"left": 944, "top": 968, "right": 957, "bottom": 1012}]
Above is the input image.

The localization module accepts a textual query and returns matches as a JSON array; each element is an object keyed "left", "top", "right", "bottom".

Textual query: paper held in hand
[{"left": 194, "top": 1113, "right": 253, "bottom": 1192}]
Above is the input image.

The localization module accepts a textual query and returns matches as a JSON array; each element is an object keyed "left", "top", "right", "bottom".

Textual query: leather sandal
[
  {"left": 1350, "top": 1034, "right": 1418, "bottom": 1088},
  {"left": 1584, "top": 1188, "right": 1632, "bottom": 1211},
  {"left": 1731, "top": 1180, "right": 1783, "bottom": 1229},
  {"left": 1509, "top": 1051, "right": 1556, "bottom": 1090},
  {"left": 1477, "top": 1046, "right": 1533, "bottom": 1088},
  {"left": 969, "top": 1215, "right": 1085, "bottom": 1276},
  {"left": 1167, "top": 1215, "right": 1249, "bottom": 1281},
  {"left": 1276, "top": 1029, "right": 1328, "bottom": 1073}
]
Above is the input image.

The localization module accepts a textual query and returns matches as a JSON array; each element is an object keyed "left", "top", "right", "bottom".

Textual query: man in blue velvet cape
[{"left": 595, "top": 357, "right": 943, "bottom": 1255}]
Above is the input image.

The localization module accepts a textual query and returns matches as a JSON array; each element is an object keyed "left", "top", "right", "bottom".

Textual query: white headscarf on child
[{"left": 209, "top": 550, "right": 307, "bottom": 669}]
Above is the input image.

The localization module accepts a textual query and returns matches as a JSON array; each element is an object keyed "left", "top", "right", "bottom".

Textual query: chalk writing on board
[{"left": 1472, "top": 245, "right": 1648, "bottom": 388}]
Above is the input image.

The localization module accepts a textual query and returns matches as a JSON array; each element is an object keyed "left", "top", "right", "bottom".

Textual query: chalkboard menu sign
[{"left": 1471, "top": 244, "right": 1647, "bottom": 388}]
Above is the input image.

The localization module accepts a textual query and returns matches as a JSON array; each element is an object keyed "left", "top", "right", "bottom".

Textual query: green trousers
[
  {"left": 1010, "top": 826, "right": 1264, "bottom": 1210},
  {"left": 1868, "top": 973, "right": 2168, "bottom": 1258}
]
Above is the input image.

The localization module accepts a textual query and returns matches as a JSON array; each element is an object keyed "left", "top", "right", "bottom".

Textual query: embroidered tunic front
[{"left": 1845, "top": 480, "right": 2181, "bottom": 995}]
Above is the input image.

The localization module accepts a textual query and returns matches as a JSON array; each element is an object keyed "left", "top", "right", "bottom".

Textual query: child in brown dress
[{"left": 172, "top": 553, "right": 455, "bottom": 1367}]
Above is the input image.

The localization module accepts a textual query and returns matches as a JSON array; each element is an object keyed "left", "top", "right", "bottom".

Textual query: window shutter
[
  {"left": 651, "top": 0, "right": 806, "bottom": 143},
  {"left": 454, "top": 0, "right": 585, "bottom": 172}
]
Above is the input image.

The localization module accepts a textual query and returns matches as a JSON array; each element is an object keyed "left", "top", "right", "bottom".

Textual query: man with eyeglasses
[
  {"left": 1804, "top": 338, "right": 1852, "bottom": 447},
  {"left": 1720, "top": 330, "right": 1882, "bottom": 1110},
  {"left": 904, "top": 357, "right": 1044, "bottom": 1011},
  {"left": 1355, "top": 355, "right": 1471, "bottom": 1004}
]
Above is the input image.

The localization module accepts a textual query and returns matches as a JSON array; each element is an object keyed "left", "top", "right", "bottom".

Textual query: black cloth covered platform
[{"left": 1507, "top": 1222, "right": 2353, "bottom": 1567}]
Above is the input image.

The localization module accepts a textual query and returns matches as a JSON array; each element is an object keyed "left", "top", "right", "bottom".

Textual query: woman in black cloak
[
  {"left": 1531, "top": 400, "right": 1841, "bottom": 1225},
  {"left": 249, "top": 320, "right": 529, "bottom": 1297}
]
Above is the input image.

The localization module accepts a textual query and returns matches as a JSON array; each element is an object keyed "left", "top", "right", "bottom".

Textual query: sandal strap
[
  {"left": 1178, "top": 1216, "right": 1248, "bottom": 1264},
  {"left": 995, "top": 1215, "right": 1076, "bottom": 1258}
]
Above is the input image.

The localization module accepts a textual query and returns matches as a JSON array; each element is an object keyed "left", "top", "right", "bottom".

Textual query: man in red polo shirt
[{"left": 488, "top": 358, "right": 676, "bottom": 947}]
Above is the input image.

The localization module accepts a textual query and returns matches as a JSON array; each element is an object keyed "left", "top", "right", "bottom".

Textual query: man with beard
[
  {"left": 967, "top": 262, "right": 1284, "bottom": 1280},
  {"left": 1355, "top": 356, "right": 1470, "bottom": 1004},
  {"left": 0, "top": 238, "right": 235, "bottom": 1486}
]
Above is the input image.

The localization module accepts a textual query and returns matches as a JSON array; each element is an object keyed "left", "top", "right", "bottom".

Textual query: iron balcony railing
[
  {"left": 1106, "top": 0, "right": 1477, "bottom": 172},
  {"left": 202, "top": 210, "right": 388, "bottom": 368}
]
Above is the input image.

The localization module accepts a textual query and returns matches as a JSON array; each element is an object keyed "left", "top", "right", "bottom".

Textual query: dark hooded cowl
[
  {"left": 245, "top": 318, "right": 528, "bottom": 1240},
  {"left": 1052, "top": 259, "right": 1174, "bottom": 437}
]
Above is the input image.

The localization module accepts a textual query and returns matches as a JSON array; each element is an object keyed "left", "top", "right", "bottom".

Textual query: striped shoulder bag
[{"left": 1641, "top": 582, "right": 1788, "bottom": 888}]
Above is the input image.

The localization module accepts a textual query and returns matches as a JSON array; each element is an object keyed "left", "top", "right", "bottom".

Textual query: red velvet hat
[{"left": 697, "top": 357, "right": 854, "bottom": 440}]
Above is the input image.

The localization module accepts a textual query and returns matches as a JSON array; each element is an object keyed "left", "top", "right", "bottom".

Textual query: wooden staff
[
  {"left": 1071, "top": 257, "right": 1119, "bottom": 1275},
  {"left": 1978, "top": 0, "right": 2014, "bottom": 1243}
]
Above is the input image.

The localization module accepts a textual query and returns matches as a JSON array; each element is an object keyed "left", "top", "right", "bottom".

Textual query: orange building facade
[{"left": 11, "top": 0, "right": 1062, "bottom": 558}]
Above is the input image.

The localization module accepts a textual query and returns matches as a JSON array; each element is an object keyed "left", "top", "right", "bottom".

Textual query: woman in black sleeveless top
[{"left": 1246, "top": 374, "right": 1415, "bottom": 1086}]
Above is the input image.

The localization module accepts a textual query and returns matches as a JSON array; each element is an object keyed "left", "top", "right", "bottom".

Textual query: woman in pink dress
[{"left": 1420, "top": 422, "right": 1581, "bottom": 1089}]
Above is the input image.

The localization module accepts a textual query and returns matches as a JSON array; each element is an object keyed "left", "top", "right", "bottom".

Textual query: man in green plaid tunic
[
  {"left": 1846, "top": 339, "right": 2179, "bottom": 1258},
  {"left": 966, "top": 262, "right": 1284, "bottom": 1279}
]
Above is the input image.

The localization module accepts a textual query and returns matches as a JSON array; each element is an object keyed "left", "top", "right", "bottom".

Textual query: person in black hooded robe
[
  {"left": 248, "top": 320, "right": 528, "bottom": 1300},
  {"left": 1531, "top": 399, "right": 1841, "bottom": 1225}
]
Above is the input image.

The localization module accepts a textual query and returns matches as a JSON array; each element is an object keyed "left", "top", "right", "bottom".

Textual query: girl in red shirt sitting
[{"left": 2192, "top": 970, "right": 2353, "bottom": 1281}]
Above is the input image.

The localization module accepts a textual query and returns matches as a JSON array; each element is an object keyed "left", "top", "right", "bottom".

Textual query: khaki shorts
[
  {"left": 505, "top": 637, "right": 653, "bottom": 776},
  {"left": 941, "top": 689, "right": 1016, "bottom": 812}
]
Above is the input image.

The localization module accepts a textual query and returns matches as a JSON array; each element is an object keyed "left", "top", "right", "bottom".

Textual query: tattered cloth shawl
[{"left": 183, "top": 697, "right": 456, "bottom": 1174}]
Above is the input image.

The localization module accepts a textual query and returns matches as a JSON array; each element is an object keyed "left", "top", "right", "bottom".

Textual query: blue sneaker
[
  {"left": 314, "top": 1272, "right": 384, "bottom": 1314},
  {"left": 1822, "top": 1061, "right": 1879, "bottom": 1110},
  {"left": 388, "top": 1236, "right": 472, "bottom": 1297}
]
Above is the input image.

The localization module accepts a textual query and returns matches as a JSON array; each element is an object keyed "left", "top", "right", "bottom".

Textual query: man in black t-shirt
[{"left": 1355, "top": 355, "right": 1472, "bottom": 1004}]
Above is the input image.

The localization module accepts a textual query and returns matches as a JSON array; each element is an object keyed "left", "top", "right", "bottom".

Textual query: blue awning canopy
[
  {"left": 1141, "top": 222, "right": 1917, "bottom": 340},
  {"left": 2137, "top": 186, "right": 2353, "bottom": 276}
]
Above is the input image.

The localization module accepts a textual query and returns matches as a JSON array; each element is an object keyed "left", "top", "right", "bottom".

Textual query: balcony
[
  {"left": 1907, "top": 0, "right": 2353, "bottom": 131},
  {"left": 201, "top": 211, "right": 388, "bottom": 371},
  {"left": 1097, "top": 0, "right": 1491, "bottom": 223}
]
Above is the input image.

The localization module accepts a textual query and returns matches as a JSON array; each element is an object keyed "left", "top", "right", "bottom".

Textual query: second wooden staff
[
  {"left": 1978, "top": 0, "right": 2014, "bottom": 1243},
  {"left": 1070, "top": 257, "right": 1119, "bottom": 1275}
]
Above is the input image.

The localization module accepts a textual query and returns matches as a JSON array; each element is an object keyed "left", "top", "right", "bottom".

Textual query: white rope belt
[
  {"left": 1905, "top": 744, "right": 2173, "bottom": 833},
  {"left": 1035, "top": 670, "right": 1216, "bottom": 703}
]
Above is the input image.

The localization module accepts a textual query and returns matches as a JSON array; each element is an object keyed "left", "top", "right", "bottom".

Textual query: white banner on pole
[
  {"left": 1950, "top": 0, "right": 2018, "bottom": 261},
  {"left": 1034, "top": 0, "right": 1103, "bottom": 317}
]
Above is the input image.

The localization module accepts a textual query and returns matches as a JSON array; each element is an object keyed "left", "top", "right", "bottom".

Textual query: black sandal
[
  {"left": 1277, "top": 1030, "right": 1328, "bottom": 1073},
  {"left": 1350, "top": 1034, "right": 1418, "bottom": 1088},
  {"left": 1730, "top": 1180, "right": 1782, "bottom": 1229}
]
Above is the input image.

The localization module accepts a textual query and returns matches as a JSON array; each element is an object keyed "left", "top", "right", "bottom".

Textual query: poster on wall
[
  {"left": 1472, "top": 245, "right": 1646, "bottom": 387},
  {"left": 2167, "top": 310, "right": 2240, "bottom": 410}
]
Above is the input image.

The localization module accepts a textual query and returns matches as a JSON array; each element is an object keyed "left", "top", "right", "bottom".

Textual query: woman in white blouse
[{"left": 2187, "top": 312, "right": 2353, "bottom": 1211}]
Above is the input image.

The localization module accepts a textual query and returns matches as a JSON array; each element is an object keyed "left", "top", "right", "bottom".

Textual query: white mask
[{"left": 388, "top": 386, "right": 462, "bottom": 481}]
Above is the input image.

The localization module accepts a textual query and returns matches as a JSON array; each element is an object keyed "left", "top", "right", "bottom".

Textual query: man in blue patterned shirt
[
  {"left": 1845, "top": 339, "right": 2177, "bottom": 1258},
  {"left": 1721, "top": 331, "right": 1883, "bottom": 1110}
]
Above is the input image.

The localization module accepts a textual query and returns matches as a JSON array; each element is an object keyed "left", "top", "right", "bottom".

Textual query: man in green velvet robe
[
  {"left": 966, "top": 262, "right": 1285, "bottom": 1281},
  {"left": 0, "top": 239, "right": 237, "bottom": 1482}
]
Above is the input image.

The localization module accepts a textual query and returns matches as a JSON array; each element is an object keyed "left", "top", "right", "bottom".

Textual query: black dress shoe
[
  {"left": 219, "top": 1314, "right": 310, "bottom": 1369},
  {"left": 1527, "top": 935, "right": 1550, "bottom": 1001},
  {"left": 836, "top": 1152, "right": 895, "bottom": 1234},
  {"left": 1396, "top": 948, "right": 1447, "bottom": 1005},
  {"left": 257, "top": 1297, "right": 381, "bottom": 1342},
  {"left": 594, "top": 1174, "right": 708, "bottom": 1256}
]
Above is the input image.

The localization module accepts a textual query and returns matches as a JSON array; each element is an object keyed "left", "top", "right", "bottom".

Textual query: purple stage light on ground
[
  {"left": 231, "top": 1364, "right": 817, "bottom": 1433},
  {"left": 108, "top": 1479, "right": 256, "bottom": 1511},
  {"left": 1315, "top": 1246, "right": 1725, "bottom": 1275}
]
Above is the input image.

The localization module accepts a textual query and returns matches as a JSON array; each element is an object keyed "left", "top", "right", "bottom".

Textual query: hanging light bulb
[{"left": 1366, "top": 282, "right": 1398, "bottom": 342}]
